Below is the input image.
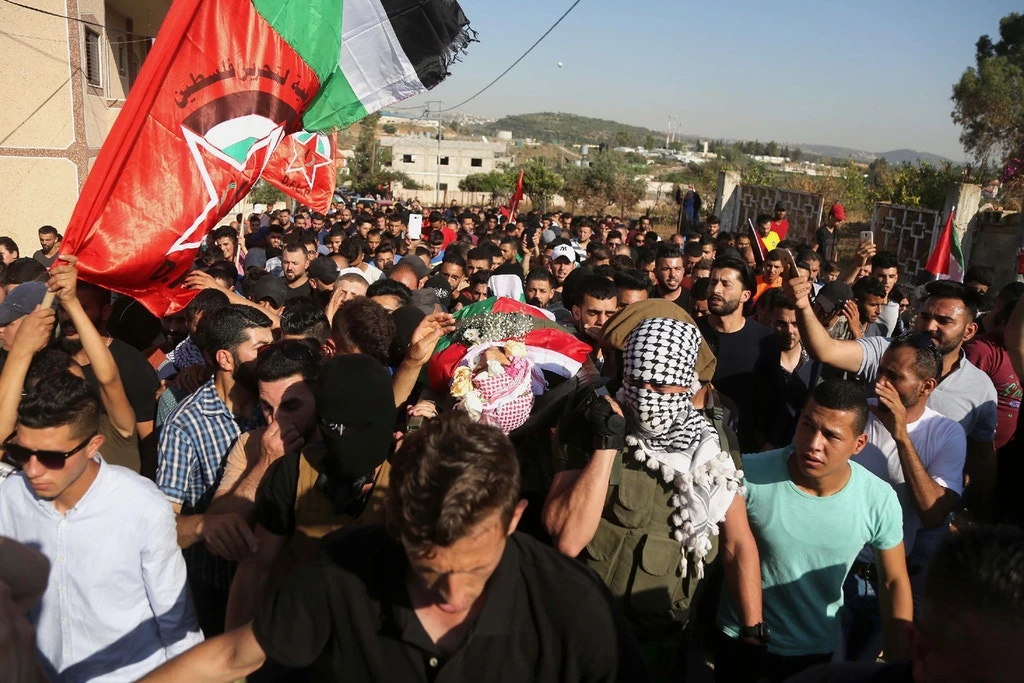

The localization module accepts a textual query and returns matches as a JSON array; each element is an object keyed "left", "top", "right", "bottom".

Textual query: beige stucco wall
[
  {"left": 0, "top": 0, "right": 75, "bottom": 150},
  {"left": 0, "top": 157, "right": 79, "bottom": 252}
]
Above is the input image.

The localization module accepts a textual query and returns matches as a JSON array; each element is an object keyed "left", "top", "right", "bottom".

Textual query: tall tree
[{"left": 952, "top": 13, "right": 1024, "bottom": 165}]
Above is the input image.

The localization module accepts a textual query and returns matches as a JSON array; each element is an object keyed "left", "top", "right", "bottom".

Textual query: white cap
[
  {"left": 253, "top": 203, "right": 266, "bottom": 214},
  {"left": 551, "top": 244, "right": 577, "bottom": 263},
  {"left": 337, "top": 267, "right": 372, "bottom": 284}
]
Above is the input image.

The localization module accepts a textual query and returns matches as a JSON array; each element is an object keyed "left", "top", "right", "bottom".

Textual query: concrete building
[
  {"left": 0, "top": 0, "right": 171, "bottom": 254},
  {"left": 379, "top": 135, "right": 510, "bottom": 193}
]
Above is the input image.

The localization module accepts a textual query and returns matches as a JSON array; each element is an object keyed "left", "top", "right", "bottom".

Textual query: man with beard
[
  {"left": 654, "top": 244, "right": 691, "bottom": 309},
  {"left": 525, "top": 268, "right": 572, "bottom": 327},
  {"left": 786, "top": 278, "right": 997, "bottom": 524},
  {"left": 544, "top": 317, "right": 762, "bottom": 680},
  {"left": 157, "top": 305, "right": 273, "bottom": 637},
  {"left": 842, "top": 334, "right": 966, "bottom": 661},
  {"left": 699, "top": 256, "right": 774, "bottom": 450},
  {"left": 753, "top": 290, "right": 822, "bottom": 451},
  {"left": 281, "top": 243, "right": 312, "bottom": 301}
]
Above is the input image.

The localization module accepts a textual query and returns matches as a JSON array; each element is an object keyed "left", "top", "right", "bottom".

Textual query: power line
[
  {"left": 439, "top": 0, "right": 583, "bottom": 112},
  {"left": 388, "top": 0, "right": 584, "bottom": 114},
  {"left": 1, "top": 0, "right": 156, "bottom": 40}
]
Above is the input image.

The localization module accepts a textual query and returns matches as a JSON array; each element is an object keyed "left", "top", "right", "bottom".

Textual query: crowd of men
[{"left": 0, "top": 195, "right": 1022, "bottom": 683}]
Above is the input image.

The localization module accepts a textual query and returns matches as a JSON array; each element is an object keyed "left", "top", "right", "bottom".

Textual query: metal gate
[
  {"left": 871, "top": 203, "right": 941, "bottom": 282},
  {"left": 736, "top": 184, "right": 824, "bottom": 244}
]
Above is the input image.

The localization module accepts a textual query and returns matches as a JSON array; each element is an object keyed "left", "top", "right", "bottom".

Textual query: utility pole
[{"left": 426, "top": 100, "right": 442, "bottom": 207}]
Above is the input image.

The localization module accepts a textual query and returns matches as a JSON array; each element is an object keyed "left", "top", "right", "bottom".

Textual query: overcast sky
[{"left": 395, "top": 0, "right": 1019, "bottom": 160}]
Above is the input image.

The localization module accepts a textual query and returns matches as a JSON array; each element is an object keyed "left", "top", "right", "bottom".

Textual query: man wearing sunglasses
[{"left": 0, "top": 373, "right": 203, "bottom": 681}]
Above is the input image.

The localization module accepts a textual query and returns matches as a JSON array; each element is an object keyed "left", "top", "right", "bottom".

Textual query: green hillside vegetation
[{"left": 463, "top": 112, "right": 663, "bottom": 147}]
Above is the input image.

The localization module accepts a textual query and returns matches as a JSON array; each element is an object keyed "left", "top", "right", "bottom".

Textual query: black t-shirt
[
  {"left": 82, "top": 338, "right": 159, "bottom": 423},
  {"left": 285, "top": 279, "right": 313, "bottom": 301},
  {"left": 814, "top": 226, "right": 840, "bottom": 264},
  {"left": 697, "top": 317, "right": 773, "bottom": 450},
  {"left": 252, "top": 526, "right": 649, "bottom": 682},
  {"left": 657, "top": 288, "right": 691, "bottom": 311}
]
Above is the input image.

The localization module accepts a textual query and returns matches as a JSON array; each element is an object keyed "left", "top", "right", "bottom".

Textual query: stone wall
[
  {"left": 963, "top": 210, "right": 1023, "bottom": 291},
  {"left": 872, "top": 204, "right": 942, "bottom": 283},
  {"left": 713, "top": 171, "right": 823, "bottom": 244}
]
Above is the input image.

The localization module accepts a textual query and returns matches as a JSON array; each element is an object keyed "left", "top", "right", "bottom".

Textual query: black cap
[
  {"left": 315, "top": 355, "right": 395, "bottom": 483},
  {"left": 308, "top": 256, "right": 341, "bottom": 284},
  {"left": 423, "top": 274, "right": 453, "bottom": 310},
  {"left": 774, "top": 202, "right": 786, "bottom": 212},
  {"left": 253, "top": 276, "right": 288, "bottom": 308},
  {"left": 815, "top": 281, "right": 854, "bottom": 315}
]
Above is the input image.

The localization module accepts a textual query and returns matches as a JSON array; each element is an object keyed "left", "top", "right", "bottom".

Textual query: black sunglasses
[{"left": 3, "top": 433, "right": 97, "bottom": 470}]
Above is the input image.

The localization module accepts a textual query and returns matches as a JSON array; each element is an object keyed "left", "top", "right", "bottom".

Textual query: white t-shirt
[{"left": 854, "top": 403, "right": 966, "bottom": 558}]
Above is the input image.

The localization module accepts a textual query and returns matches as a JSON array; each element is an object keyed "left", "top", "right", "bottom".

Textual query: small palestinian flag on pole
[
  {"left": 61, "top": 0, "right": 473, "bottom": 316},
  {"left": 262, "top": 131, "right": 338, "bottom": 212},
  {"left": 499, "top": 169, "right": 525, "bottom": 223},
  {"left": 747, "top": 217, "right": 768, "bottom": 269},
  {"left": 924, "top": 206, "right": 965, "bottom": 282}
]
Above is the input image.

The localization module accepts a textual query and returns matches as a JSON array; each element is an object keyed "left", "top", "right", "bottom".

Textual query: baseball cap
[
  {"left": 308, "top": 256, "right": 340, "bottom": 285},
  {"left": 402, "top": 255, "right": 431, "bottom": 281},
  {"left": 422, "top": 274, "right": 453, "bottom": 309},
  {"left": 315, "top": 354, "right": 395, "bottom": 484},
  {"left": 253, "top": 276, "right": 288, "bottom": 308},
  {"left": 551, "top": 244, "right": 577, "bottom": 263},
  {"left": 540, "top": 228, "right": 558, "bottom": 245},
  {"left": 829, "top": 204, "right": 846, "bottom": 221},
  {"left": 0, "top": 281, "right": 50, "bottom": 325},
  {"left": 243, "top": 248, "right": 267, "bottom": 270},
  {"left": 774, "top": 202, "right": 785, "bottom": 212},
  {"left": 815, "top": 281, "right": 854, "bottom": 315}
]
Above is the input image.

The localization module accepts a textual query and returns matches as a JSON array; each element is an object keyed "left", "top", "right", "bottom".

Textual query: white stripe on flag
[{"left": 340, "top": 0, "right": 426, "bottom": 114}]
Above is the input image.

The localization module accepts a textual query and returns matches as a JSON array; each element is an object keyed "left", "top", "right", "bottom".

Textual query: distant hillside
[
  {"left": 875, "top": 149, "right": 953, "bottom": 165},
  {"left": 458, "top": 111, "right": 953, "bottom": 164},
  {"left": 463, "top": 112, "right": 663, "bottom": 145}
]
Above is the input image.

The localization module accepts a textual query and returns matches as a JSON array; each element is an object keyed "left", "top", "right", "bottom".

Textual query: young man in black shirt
[
  {"left": 699, "top": 256, "right": 773, "bottom": 450},
  {"left": 142, "top": 412, "right": 648, "bottom": 682}
]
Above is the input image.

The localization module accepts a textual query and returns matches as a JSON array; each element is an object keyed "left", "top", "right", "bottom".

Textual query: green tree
[
  {"left": 614, "top": 131, "right": 632, "bottom": 148},
  {"left": 952, "top": 13, "right": 1024, "bottom": 165},
  {"left": 643, "top": 134, "right": 656, "bottom": 151},
  {"left": 520, "top": 159, "right": 563, "bottom": 210},
  {"left": 382, "top": 123, "right": 397, "bottom": 134},
  {"left": 459, "top": 169, "right": 514, "bottom": 202},
  {"left": 247, "top": 179, "right": 287, "bottom": 205}
]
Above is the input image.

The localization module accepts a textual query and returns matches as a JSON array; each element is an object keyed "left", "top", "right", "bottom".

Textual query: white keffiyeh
[{"left": 619, "top": 318, "right": 745, "bottom": 579}]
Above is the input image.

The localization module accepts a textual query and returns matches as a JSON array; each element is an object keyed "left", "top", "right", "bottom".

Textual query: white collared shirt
[{"left": 0, "top": 457, "right": 203, "bottom": 682}]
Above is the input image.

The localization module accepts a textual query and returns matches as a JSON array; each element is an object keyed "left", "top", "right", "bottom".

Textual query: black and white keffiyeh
[{"left": 619, "top": 318, "right": 745, "bottom": 578}]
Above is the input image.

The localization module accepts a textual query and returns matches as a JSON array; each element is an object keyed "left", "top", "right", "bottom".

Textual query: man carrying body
[
  {"left": 570, "top": 275, "right": 618, "bottom": 370},
  {"left": 142, "top": 413, "right": 649, "bottom": 682},
  {"left": 157, "top": 306, "right": 273, "bottom": 636},
  {"left": 545, "top": 316, "right": 763, "bottom": 680},
  {"left": 716, "top": 380, "right": 912, "bottom": 683},
  {"left": 281, "top": 243, "right": 312, "bottom": 301}
]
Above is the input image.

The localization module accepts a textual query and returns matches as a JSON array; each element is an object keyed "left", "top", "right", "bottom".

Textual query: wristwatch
[{"left": 739, "top": 623, "right": 770, "bottom": 645}]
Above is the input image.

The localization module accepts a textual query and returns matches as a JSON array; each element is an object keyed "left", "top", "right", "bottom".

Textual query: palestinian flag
[
  {"left": 61, "top": 0, "right": 472, "bottom": 316},
  {"left": 427, "top": 297, "right": 592, "bottom": 393},
  {"left": 924, "top": 207, "right": 965, "bottom": 282},
  {"left": 262, "top": 131, "right": 338, "bottom": 212},
  {"left": 499, "top": 169, "right": 524, "bottom": 223}
]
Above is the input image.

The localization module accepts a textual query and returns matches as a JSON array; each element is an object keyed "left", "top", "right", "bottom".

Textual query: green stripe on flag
[
  {"left": 251, "top": 0, "right": 342, "bottom": 80},
  {"left": 251, "top": 0, "right": 369, "bottom": 130}
]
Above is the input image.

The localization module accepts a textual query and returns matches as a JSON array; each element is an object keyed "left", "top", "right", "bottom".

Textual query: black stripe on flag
[{"left": 379, "top": 0, "right": 475, "bottom": 89}]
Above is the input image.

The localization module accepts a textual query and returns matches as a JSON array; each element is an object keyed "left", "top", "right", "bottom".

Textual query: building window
[
  {"left": 85, "top": 29, "right": 102, "bottom": 87},
  {"left": 402, "top": 154, "right": 415, "bottom": 163},
  {"left": 439, "top": 156, "right": 449, "bottom": 165},
  {"left": 470, "top": 158, "right": 483, "bottom": 167},
  {"left": 439, "top": 183, "right": 448, "bottom": 191}
]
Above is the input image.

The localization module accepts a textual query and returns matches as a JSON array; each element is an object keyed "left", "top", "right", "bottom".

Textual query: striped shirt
[{"left": 157, "top": 379, "right": 263, "bottom": 588}]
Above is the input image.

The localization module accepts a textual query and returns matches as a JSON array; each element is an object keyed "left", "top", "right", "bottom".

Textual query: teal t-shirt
[{"left": 718, "top": 446, "right": 903, "bottom": 656}]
